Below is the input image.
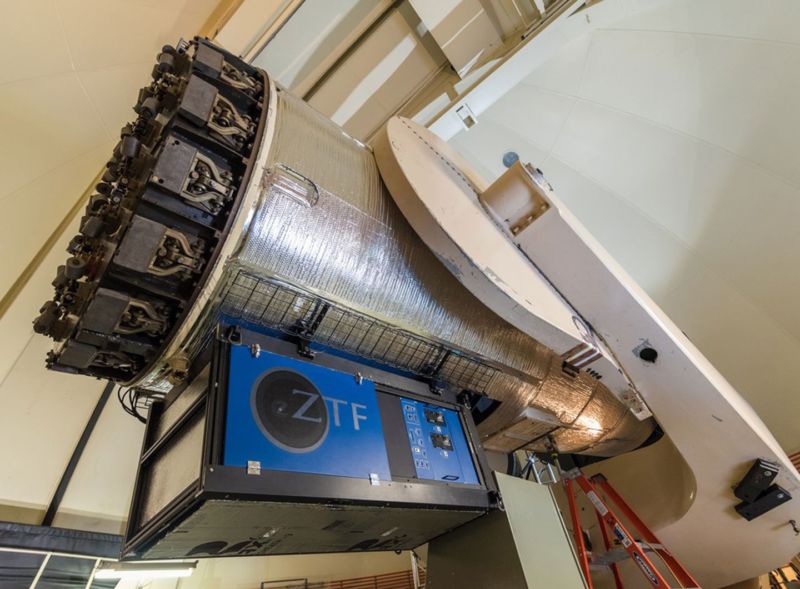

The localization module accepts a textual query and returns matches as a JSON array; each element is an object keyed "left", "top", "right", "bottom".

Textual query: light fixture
[{"left": 94, "top": 561, "right": 197, "bottom": 580}]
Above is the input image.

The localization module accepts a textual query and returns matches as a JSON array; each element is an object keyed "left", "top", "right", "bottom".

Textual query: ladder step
[
  {"left": 589, "top": 542, "right": 660, "bottom": 566},
  {"left": 567, "top": 471, "right": 700, "bottom": 589}
]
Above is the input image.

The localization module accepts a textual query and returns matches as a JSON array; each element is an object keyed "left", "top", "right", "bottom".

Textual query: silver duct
[{"left": 138, "top": 83, "right": 652, "bottom": 456}]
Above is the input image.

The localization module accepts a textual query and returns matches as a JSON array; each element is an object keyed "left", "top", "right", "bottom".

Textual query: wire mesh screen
[{"left": 220, "top": 269, "right": 497, "bottom": 392}]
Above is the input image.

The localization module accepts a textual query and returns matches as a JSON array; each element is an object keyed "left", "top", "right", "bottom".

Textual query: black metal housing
[
  {"left": 34, "top": 39, "right": 268, "bottom": 383},
  {"left": 734, "top": 458, "right": 781, "bottom": 503},
  {"left": 735, "top": 484, "right": 792, "bottom": 521},
  {"left": 122, "top": 328, "right": 496, "bottom": 560}
]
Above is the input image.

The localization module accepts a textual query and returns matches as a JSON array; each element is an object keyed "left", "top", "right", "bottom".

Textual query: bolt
[{"left": 638, "top": 347, "right": 658, "bottom": 363}]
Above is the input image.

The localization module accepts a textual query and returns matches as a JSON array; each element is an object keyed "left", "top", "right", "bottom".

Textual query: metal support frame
[
  {"left": 410, "top": 550, "right": 424, "bottom": 589},
  {"left": 564, "top": 478, "right": 592, "bottom": 586},
  {"left": 0, "top": 547, "right": 106, "bottom": 589},
  {"left": 521, "top": 452, "right": 559, "bottom": 484},
  {"left": 594, "top": 507, "right": 624, "bottom": 589},
  {"left": 84, "top": 558, "right": 101, "bottom": 589},
  {"left": 41, "top": 381, "right": 115, "bottom": 526},
  {"left": 29, "top": 552, "right": 51, "bottom": 588}
]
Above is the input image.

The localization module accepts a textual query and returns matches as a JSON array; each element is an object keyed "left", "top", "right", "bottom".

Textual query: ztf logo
[{"left": 250, "top": 369, "right": 367, "bottom": 453}]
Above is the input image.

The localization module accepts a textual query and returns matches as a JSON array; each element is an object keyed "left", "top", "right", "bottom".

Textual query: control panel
[
  {"left": 401, "top": 398, "right": 479, "bottom": 485},
  {"left": 222, "top": 340, "right": 483, "bottom": 487}
]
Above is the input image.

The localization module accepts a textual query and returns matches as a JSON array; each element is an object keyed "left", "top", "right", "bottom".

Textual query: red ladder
[{"left": 563, "top": 470, "right": 701, "bottom": 589}]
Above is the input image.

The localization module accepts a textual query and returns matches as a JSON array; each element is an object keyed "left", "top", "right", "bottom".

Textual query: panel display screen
[{"left": 400, "top": 398, "right": 480, "bottom": 485}]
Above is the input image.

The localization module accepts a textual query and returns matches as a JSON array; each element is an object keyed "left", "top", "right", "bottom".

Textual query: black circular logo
[{"left": 251, "top": 369, "right": 328, "bottom": 453}]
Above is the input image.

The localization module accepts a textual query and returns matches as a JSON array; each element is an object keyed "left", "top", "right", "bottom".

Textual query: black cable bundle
[{"left": 117, "top": 386, "right": 147, "bottom": 423}]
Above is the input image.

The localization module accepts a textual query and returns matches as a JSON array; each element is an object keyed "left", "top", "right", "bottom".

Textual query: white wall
[
  {"left": 0, "top": 214, "right": 145, "bottom": 533},
  {"left": 449, "top": 0, "right": 800, "bottom": 454},
  {"left": 0, "top": 0, "right": 219, "bottom": 531},
  {"left": 0, "top": 0, "right": 219, "bottom": 295}
]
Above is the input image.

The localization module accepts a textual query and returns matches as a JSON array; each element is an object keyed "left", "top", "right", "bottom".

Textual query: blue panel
[
  {"left": 400, "top": 398, "right": 479, "bottom": 485},
  {"left": 224, "top": 346, "right": 391, "bottom": 481}
]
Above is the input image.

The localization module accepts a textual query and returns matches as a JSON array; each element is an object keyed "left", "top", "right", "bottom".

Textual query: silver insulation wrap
[{"left": 143, "top": 85, "right": 653, "bottom": 456}]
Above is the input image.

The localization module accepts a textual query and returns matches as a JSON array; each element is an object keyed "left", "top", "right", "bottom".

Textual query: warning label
[
  {"left": 632, "top": 553, "right": 661, "bottom": 586},
  {"left": 586, "top": 490, "right": 608, "bottom": 516},
  {"left": 612, "top": 523, "right": 632, "bottom": 548}
]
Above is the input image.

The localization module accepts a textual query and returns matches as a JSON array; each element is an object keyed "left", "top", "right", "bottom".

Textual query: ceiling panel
[
  {"left": 518, "top": 33, "right": 591, "bottom": 96},
  {"left": 535, "top": 155, "right": 692, "bottom": 296},
  {"left": 0, "top": 216, "right": 84, "bottom": 385},
  {"left": 450, "top": 112, "right": 549, "bottom": 179},
  {"left": 0, "top": 333, "right": 104, "bottom": 509},
  {"left": 550, "top": 98, "right": 768, "bottom": 256},
  {"left": 0, "top": 0, "right": 74, "bottom": 85},
  {"left": 56, "top": 0, "right": 190, "bottom": 71},
  {"left": 0, "top": 73, "right": 108, "bottom": 199},
  {"left": 0, "top": 143, "right": 111, "bottom": 296},
  {"left": 719, "top": 180, "right": 800, "bottom": 339},
  {"left": 578, "top": 29, "right": 800, "bottom": 186},
  {"left": 0, "top": 0, "right": 221, "bottom": 535},
  {"left": 612, "top": 0, "right": 800, "bottom": 44},
  {"left": 488, "top": 83, "right": 575, "bottom": 154},
  {"left": 579, "top": 28, "right": 701, "bottom": 125},
  {"left": 447, "top": 124, "right": 503, "bottom": 181},
  {"left": 78, "top": 62, "right": 153, "bottom": 138}
]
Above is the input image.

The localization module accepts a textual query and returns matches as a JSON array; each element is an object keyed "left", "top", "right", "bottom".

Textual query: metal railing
[{"left": 262, "top": 569, "right": 426, "bottom": 589}]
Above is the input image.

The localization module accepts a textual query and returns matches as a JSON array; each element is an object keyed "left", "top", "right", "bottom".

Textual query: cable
[{"left": 117, "top": 385, "right": 147, "bottom": 423}]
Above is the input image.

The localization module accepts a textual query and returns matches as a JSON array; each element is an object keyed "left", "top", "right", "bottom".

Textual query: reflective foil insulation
[{"left": 34, "top": 39, "right": 653, "bottom": 456}]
